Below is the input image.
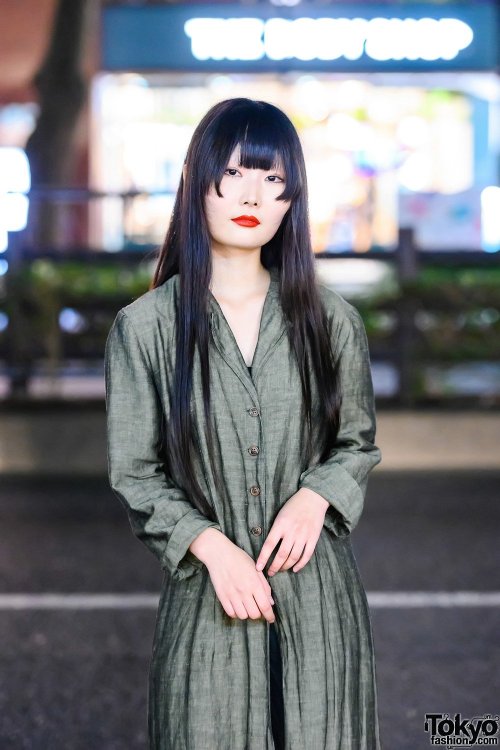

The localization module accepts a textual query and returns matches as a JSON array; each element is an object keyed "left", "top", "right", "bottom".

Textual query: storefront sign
[
  {"left": 185, "top": 17, "right": 474, "bottom": 64},
  {"left": 102, "top": 3, "right": 498, "bottom": 72}
]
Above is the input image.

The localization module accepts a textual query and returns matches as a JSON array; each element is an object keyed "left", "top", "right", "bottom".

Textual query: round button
[
  {"left": 248, "top": 445, "right": 259, "bottom": 456},
  {"left": 250, "top": 485, "right": 261, "bottom": 496},
  {"left": 248, "top": 407, "right": 260, "bottom": 417},
  {"left": 251, "top": 526, "right": 263, "bottom": 536}
]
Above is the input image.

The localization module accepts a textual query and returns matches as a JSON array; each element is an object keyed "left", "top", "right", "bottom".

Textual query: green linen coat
[{"left": 104, "top": 264, "right": 382, "bottom": 750}]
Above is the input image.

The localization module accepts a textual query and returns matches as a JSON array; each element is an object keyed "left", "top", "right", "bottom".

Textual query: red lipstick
[{"left": 231, "top": 215, "right": 261, "bottom": 227}]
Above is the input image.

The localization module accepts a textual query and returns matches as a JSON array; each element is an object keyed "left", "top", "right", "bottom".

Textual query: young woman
[{"left": 105, "top": 97, "right": 382, "bottom": 750}]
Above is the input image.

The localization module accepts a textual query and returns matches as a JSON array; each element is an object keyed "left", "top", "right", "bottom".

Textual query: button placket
[{"left": 247, "top": 405, "right": 263, "bottom": 533}]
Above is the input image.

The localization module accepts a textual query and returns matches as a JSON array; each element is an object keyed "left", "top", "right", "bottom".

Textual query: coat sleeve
[
  {"left": 104, "top": 309, "right": 222, "bottom": 581},
  {"left": 298, "top": 305, "right": 382, "bottom": 538}
]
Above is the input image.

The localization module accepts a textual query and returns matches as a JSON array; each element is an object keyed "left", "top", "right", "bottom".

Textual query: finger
[
  {"left": 222, "top": 599, "right": 236, "bottom": 618},
  {"left": 257, "top": 573, "right": 275, "bottom": 604},
  {"left": 243, "top": 596, "right": 264, "bottom": 621},
  {"left": 280, "top": 538, "right": 308, "bottom": 572},
  {"left": 254, "top": 590, "right": 275, "bottom": 623},
  {"left": 255, "top": 531, "right": 282, "bottom": 571},
  {"left": 291, "top": 540, "right": 316, "bottom": 573},
  {"left": 231, "top": 599, "right": 250, "bottom": 620},
  {"left": 267, "top": 538, "right": 296, "bottom": 576}
]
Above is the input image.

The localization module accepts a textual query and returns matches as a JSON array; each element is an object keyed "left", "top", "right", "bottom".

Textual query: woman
[{"left": 104, "top": 97, "right": 382, "bottom": 750}]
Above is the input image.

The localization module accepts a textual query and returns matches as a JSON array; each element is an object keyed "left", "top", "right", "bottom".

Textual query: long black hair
[{"left": 150, "top": 97, "right": 342, "bottom": 522}]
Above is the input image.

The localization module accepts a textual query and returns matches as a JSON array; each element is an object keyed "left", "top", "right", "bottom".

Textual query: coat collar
[{"left": 209, "top": 265, "right": 286, "bottom": 379}]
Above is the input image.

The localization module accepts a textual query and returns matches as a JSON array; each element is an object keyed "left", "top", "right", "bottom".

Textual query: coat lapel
[{"left": 209, "top": 265, "right": 286, "bottom": 382}]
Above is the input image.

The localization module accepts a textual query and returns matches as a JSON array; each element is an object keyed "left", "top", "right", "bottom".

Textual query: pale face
[{"left": 201, "top": 143, "right": 291, "bottom": 256}]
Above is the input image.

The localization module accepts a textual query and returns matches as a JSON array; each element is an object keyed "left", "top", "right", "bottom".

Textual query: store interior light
[
  {"left": 59, "top": 308, "right": 88, "bottom": 334},
  {"left": 294, "top": 77, "right": 331, "bottom": 120},
  {"left": 480, "top": 186, "right": 500, "bottom": 252},
  {"left": 327, "top": 113, "right": 366, "bottom": 151},
  {"left": 269, "top": 0, "right": 302, "bottom": 6},
  {"left": 0, "top": 231, "right": 7, "bottom": 255},
  {"left": 208, "top": 75, "right": 234, "bottom": 93},
  {"left": 398, "top": 153, "right": 433, "bottom": 192},
  {"left": 0, "top": 147, "right": 31, "bottom": 250},
  {"left": 0, "top": 147, "right": 30, "bottom": 193},
  {"left": 397, "top": 116, "right": 430, "bottom": 149},
  {"left": 120, "top": 74, "right": 149, "bottom": 88},
  {"left": 315, "top": 258, "right": 392, "bottom": 297},
  {"left": 0, "top": 194, "right": 29, "bottom": 234}
]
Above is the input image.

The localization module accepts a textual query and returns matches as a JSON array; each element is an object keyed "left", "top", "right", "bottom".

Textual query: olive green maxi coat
[{"left": 104, "top": 264, "right": 383, "bottom": 750}]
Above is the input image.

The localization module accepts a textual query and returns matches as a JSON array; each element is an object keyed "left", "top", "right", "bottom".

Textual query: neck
[{"left": 209, "top": 258, "right": 270, "bottom": 300}]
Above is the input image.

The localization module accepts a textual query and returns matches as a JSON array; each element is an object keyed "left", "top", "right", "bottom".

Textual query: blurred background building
[{"left": 1, "top": 0, "right": 499, "bottom": 406}]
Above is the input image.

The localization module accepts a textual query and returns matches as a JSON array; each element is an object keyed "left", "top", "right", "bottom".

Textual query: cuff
[
  {"left": 161, "top": 509, "right": 222, "bottom": 581},
  {"left": 299, "top": 462, "right": 365, "bottom": 538}
]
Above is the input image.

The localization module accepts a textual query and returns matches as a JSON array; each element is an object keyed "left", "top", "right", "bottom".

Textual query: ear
[{"left": 182, "top": 163, "right": 187, "bottom": 182}]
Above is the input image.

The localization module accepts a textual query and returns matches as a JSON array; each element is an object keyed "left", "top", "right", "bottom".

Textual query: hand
[
  {"left": 190, "top": 528, "right": 276, "bottom": 623},
  {"left": 255, "top": 488, "right": 329, "bottom": 576}
]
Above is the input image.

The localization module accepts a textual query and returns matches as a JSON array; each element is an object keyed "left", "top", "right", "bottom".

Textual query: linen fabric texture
[{"left": 104, "top": 265, "right": 382, "bottom": 749}]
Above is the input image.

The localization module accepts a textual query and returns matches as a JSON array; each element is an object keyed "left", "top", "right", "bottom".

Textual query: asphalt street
[{"left": 0, "top": 469, "right": 499, "bottom": 749}]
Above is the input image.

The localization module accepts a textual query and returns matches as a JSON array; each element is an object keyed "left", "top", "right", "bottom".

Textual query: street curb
[{"left": 0, "top": 409, "right": 499, "bottom": 475}]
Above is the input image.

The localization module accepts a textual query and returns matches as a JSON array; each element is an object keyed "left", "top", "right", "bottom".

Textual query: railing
[{"left": 2, "top": 189, "right": 499, "bottom": 406}]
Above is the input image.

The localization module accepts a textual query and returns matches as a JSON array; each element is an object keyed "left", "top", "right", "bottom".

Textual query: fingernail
[
  {"left": 270, "top": 598, "right": 275, "bottom": 604},
  {"left": 256, "top": 563, "right": 262, "bottom": 571}
]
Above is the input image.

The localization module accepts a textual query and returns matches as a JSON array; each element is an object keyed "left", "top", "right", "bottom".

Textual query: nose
[{"left": 240, "top": 173, "right": 261, "bottom": 207}]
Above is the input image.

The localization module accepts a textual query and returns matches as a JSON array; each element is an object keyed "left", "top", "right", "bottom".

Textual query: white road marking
[
  {"left": 367, "top": 591, "right": 500, "bottom": 607},
  {"left": 0, "top": 594, "right": 159, "bottom": 609},
  {"left": 0, "top": 592, "right": 499, "bottom": 609}
]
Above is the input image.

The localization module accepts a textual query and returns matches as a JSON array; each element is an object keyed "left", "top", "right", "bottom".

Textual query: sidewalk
[{"left": 1, "top": 408, "right": 498, "bottom": 474}]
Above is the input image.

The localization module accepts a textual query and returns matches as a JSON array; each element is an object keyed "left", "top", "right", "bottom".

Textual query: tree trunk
[{"left": 23, "top": 0, "right": 92, "bottom": 250}]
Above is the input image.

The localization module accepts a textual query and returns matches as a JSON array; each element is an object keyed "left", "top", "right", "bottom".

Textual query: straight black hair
[{"left": 150, "top": 97, "right": 342, "bottom": 522}]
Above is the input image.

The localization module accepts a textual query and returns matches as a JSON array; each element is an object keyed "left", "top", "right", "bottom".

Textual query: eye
[{"left": 223, "top": 168, "right": 285, "bottom": 182}]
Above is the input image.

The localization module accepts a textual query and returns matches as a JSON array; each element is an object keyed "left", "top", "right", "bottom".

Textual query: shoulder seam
[{"left": 119, "top": 309, "right": 159, "bottom": 375}]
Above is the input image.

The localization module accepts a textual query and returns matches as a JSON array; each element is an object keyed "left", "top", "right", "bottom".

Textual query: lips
[{"left": 231, "top": 215, "right": 260, "bottom": 227}]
